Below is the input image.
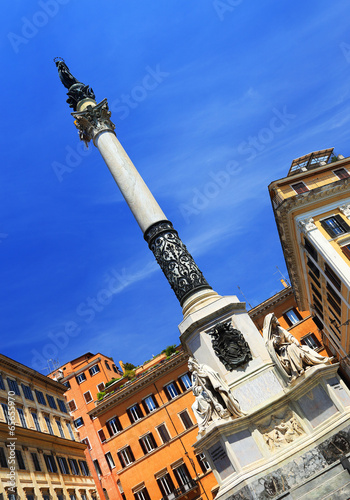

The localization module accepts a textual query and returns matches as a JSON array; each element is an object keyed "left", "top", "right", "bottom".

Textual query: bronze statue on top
[{"left": 54, "top": 58, "right": 95, "bottom": 111}]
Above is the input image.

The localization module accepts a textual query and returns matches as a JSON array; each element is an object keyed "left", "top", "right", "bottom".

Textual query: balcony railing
[{"left": 161, "top": 479, "right": 198, "bottom": 500}]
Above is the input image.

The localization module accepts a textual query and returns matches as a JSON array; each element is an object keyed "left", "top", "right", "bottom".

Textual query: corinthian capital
[{"left": 72, "top": 99, "right": 116, "bottom": 146}]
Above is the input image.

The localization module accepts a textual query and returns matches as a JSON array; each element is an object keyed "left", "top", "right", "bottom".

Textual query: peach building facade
[
  {"left": 49, "top": 353, "right": 123, "bottom": 500},
  {"left": 88, "top": 349, "right": 218, "bottom": 500}
]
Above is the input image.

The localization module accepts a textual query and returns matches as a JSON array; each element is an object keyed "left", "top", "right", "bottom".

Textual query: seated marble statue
[
  {"left": 263, "top": 313, "right": 333, "bottom": 381},
  {"left": 188, "top": 357, "right": 244, "bottom": 433}
]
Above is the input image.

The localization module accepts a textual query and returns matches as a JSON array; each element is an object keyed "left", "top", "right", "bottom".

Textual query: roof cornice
[
  {"left": 0, "top": 354, "right": 66, "bottom": 393},
  {"left": 89, "top": 352, "right": 189, "bottom": 417},
  {"left": 248, "top": 287, "right": 293, "bottom": 318}
]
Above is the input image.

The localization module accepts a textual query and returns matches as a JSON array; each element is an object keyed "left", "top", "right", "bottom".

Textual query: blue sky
[{"left": 2, "top": 1, "right": 350, "bottom": 374}]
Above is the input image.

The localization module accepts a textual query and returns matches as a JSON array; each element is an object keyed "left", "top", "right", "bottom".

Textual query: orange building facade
[
  {"left": 248, "top": 285, "right": 329, "bottom": 357},
  {"left": 49, "top": 353, "right": 124, "bottom": 500},
  {"left": 88, "top": 348, "right": 218, "bottom": 500}
]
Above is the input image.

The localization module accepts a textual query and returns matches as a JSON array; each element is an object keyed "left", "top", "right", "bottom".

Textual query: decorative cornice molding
[
  {"left": 339, "top": 204, "right": 350, "bottom": 218},
  {"left": 298, "top": 217, "right": 316, "bottom": 234},
  {"left": 248, "top": 287, "right": 293, "bottom": 318},
  {"left": 89, "top": 352, "right": 189, "bottom": 417},
  {"left": 0, "top": 355, "right": 66, "bottom": 393}
]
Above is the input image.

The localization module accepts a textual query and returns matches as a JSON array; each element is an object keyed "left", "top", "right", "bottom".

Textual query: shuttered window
[{"left": 321, "top": 215, "right": 350, "bottom": 238}]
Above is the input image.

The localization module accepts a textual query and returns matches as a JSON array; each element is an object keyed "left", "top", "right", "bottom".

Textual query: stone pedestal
[{"left": 179, "top": 296, "right": 350, "bottom": 499}]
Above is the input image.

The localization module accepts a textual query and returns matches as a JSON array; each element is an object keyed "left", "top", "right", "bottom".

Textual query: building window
[
  {"left": 15, "top": 450, "right": 25, "bottom": 470},
  {"left": 98, "top": 429, "right": 107, "bottom": 443},
  {"left": 17, "top": 408, "right": 27, "bottom": 428},
  {"left": 112, "top": 364, "right": 119, "bottom": 374},
  {"left": 105, "top": 360, "right": 111, "bottom": 370},
  {"left": 327, "top": 293, "right": 342, "bottom": 317},
  {"left": 173, "top": 463, "right": 191, "bottom": 486},
  {"left": 93, "top": 459, "right": 102, "bottom": 476},
  {"left": 304, "top": 237, "right": 318, "bottom": 261},
  {"left": 196, "top": 452, "right": 211, "bottom": 473},
  {"left": 35, "top": 390, "right": 46, "bottom": 405},
  {"left": 0, "top": 375, "right": 5, "bottom": 391},
  {"left": 63, "top": 380, "right": 71, "bottom": 389},
  {"left": 81, "top": 437, "right": 91, "bottom": 450},
  {"left": 44, "top": 454, "right": 57, "bottom": 473},
  {"left": 321, "top": 215, "right": 350, "bottom": 238},
  {"left": 57, "top": 399, "right": 68, "bottom": 413},
  {"left": 83, "top": 391, "right": 93, "bottom": 404},
  {"left": 157, "top": 473, "right": 175, "bottom": 497},
  {"left": 73, "top": 417, "right": 84, "bottom": 429},
  {"left": 97, "top": 382, "right": 105, "bottom": 393},
  {"left": 31, "top": 412, "right": 41, "bottom": 432},
  {"left": 7, "top": 379, "right": 20, "bottom": 396},
  {"left": 0, "top": 447, "right": 8, "bottom": 468},
  {"left": 66, "top": 422, "right": 75, "bottom": 440},
  {"left": 157, "top": 423, "right": 171, "bottom": 443},
  {"left": 79, "top": 460, "right": 90, "bottom": 476},
  {"left": 105, "top": 452, "right": 115, "bottom": 470},
  {"left": 106, "top": 416, "right": 122, "bottom": 436},
  {"left": 117, "top": 446, "right": 135, "bottom": 468},
  {"left": 44, "top": 417, "right": 54, "bottom": 435},
  {"left": 301, "top": 333, "right": 321, "bottom": 350},
  {"left": 1, "top": 403, "right": 9, "bottom": 424},
  {"left": 179, "top": 373, "right": 192, "bottom": 390},
  {"left": 89, "top": 364, "right": 100, "bottom": 376},
  {"left": 56, "top": 420, "right": 65, "bottom": 438},
  {"left": 179, "top": 409, "right": 193, "bottom": 430},
  {"left": 334, "top": 167, "right": 350, "bottom": 179},
  {"left": 69, "top": 458, "right": 79, "bottom": 475},
  {"left": 291, "top": 182, "right": 309, "bottom": 194},
  {"left": 164, "top": 382, "right": 180, "bottom": 400},
  {"left": 325, "top": 263, "right": 342, "bottom": 291},
  {"left": 133, "top": 488, "right": 151, "bottom": 500},
  {"left": 283, "top": 308, "right": 302, "bottom": 327},
  {"left": 118, "top": 480, "right": 126, "bottom": 500},
  {"left": 341, "top": 244, "right": 350, "bottom": 260},
  {"left": 21, "top": 384, "right": 34, "bottom": 401},
  {"left": 142, "top": 395, "right": 158, "bottom": 414},
  {"left": 67, "top": 400, "right": 77, "bottom": 412},
  {"left": 76, "top": 373, "right": 86, "bottom": 384},
  {"left": 31, "top": 452, "right": 41, "bottom": 472},
  {"left": 127, "top": 403, "right": 143, "bottom": 423},
  {"left": 57, "top": 456, "right": 70, "bottom": 474},
  {"left": 26, "top": 493, "right": 35, "bottom": 500},
  {"left": 46, "top": 395, "right": 57, "bottom": 410},
  {"left": 139, "top": 433, "right": 157, "bottom": 454}
]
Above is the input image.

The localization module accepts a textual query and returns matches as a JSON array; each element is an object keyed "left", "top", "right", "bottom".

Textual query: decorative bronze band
[{"left": 144, "top": 220, "right": 212, "bottom": 305}]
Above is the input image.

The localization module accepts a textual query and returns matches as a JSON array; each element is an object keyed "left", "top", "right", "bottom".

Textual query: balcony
[{"left": 161, "top": 479, "right": 198, "bottom": 500}]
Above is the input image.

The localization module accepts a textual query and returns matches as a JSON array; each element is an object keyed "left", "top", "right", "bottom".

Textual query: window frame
[
  {"left": 139, "top": 432, "right": 157, "bottom": 454},
  {"left": 73, "top": 417, "right": 84, "bottom": 429},
  {"left": 83, "top": 391, "right": 93, "bottom": 404},
  {"left": 76, "top": 372, "right": 87, "bottom": 384},
  {"left": 178, "top": 409, "right": 193, "bottom": 430},
  {"left": 156, "top": 423, "right": 171, "bottom": 444},
  {"left": 88, "top": 364, "right": 100, "bottom": 377},
  {"left": 67, "top": 399, "right": 77, "bottom": 412},
  {"left": 333, "top": 167, "right": 350, "bottom": 180},
  {"left": 290, "top": 181, "right": 309, "bottom": 194},
  {"left": 105, "top": 451, "right": 116, "bottom": 470}
]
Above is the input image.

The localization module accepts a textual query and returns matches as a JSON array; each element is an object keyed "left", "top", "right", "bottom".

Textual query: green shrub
[{"left": 97, "top": 391, "right": 106, "bottom": 400}]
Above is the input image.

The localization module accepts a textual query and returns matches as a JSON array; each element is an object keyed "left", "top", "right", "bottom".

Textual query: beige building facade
[
  {"left": 0, "top": 354, "right": 98, "bottom": 500},
  {"left": 269, "top": 149, "right": 350, "bottom": 378}
]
